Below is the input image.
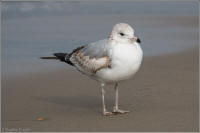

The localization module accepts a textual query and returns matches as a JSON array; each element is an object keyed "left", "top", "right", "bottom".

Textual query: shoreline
[{"left": 2, "top": 48, "right": 198, "bottom": 80}]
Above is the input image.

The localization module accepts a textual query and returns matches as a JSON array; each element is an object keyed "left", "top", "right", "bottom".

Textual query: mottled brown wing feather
[{"left": 70, "top": 50, "right": 111, "bottom": 74}]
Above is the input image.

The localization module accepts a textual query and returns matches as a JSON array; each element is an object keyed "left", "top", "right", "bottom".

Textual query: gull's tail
[
  {"left": 40, "top": 53, "right": 73, "bottom": 66},
  {"left": 40, "top": 57, "right": 59, "bottom": 60}
]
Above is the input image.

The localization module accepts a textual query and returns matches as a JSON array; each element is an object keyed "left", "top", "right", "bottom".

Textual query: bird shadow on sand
[{"left": 33, "top": 95, "right": 114, "bottom": 114}]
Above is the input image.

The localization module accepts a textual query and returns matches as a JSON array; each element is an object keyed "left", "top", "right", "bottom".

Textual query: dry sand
[{"left": 2, "top": 49, "right": 199, "bottom": 131}]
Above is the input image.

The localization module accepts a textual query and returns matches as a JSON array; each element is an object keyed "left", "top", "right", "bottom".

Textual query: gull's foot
[
  {"left": 103, "top": 110, "right": 114, "bottom": 116},
  {"left": 112, "top": 107, "right": 130, "bottom": 114}
]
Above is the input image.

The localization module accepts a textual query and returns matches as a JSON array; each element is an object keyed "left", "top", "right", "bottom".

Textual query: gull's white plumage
[
  {"left": 41, "top": 23, "right": 143, "bottom": 115},
  {"left": 96, "top": 41, "right": 143, "bottom": 83}
]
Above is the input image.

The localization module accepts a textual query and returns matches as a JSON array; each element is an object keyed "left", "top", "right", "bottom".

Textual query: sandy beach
[{"left": 2, "top": 49, "right": 198, "bottom": 132}]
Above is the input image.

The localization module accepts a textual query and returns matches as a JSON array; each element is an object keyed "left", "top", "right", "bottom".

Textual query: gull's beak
[{"left": 131, "top": 37, "right": 141, "bottom": 44}]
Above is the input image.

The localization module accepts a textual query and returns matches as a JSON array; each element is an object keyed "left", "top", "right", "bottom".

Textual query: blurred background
[
  {"left": 2, "top": 0, "right": 198, "bottom": 77},
  {"left": 2, "top": 1, "right": 199, "bottom": 132}
]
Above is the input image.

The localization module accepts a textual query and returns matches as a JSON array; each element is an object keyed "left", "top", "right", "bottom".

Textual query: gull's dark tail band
[
  {"left": 53, "top": 53, "right": 68, "bottom": 62},
  {"left": 40, "top": 53, "right": 73, "bottom": 66},
  {"left": 40, "top": 53, "right": 68, "bottom": 61},
  {"left": 40, "top": 57, "right": 59, "bottom": 60}
]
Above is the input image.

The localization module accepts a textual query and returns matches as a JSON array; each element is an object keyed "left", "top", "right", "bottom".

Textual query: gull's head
[{"left": 109, "top": 23, "right": 141, "bottom": 44}]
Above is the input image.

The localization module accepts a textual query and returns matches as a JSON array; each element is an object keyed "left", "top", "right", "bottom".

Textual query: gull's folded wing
[{"left": 69, "top": 39, "right": 111, "bottom": 74}]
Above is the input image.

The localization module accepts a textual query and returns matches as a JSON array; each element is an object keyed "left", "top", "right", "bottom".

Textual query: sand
[{"left": 1, "top": 49, "right": 199, "bottom": 132}]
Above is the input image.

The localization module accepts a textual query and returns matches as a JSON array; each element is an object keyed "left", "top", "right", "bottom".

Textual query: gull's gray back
[{"left": 81, "top": 39, "right": 108, "bottom": 58}]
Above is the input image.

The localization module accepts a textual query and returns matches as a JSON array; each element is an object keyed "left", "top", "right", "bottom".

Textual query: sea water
[{"left": 2, "top": 1, "right": 199, "bottom": 77}]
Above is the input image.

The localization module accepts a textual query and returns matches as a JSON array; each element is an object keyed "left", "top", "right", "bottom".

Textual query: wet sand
[{"left": 2, "top": 49, "right": 199, "bottom": 132}]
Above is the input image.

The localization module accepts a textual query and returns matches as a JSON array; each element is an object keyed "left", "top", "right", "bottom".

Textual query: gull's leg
[
  {"left": 113, "top": 83, "right": 130, "bottom": 114},
  {"left": 100, "top": 83, "right": 113, "bottom": 116}
]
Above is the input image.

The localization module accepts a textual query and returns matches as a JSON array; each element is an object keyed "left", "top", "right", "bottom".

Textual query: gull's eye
[{"left": 119, "top": 32, "right": 125, "bottom": 36}]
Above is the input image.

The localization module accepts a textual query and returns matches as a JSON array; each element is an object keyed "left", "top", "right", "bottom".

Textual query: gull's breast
[{"left": 96, "top": 43, "right": 143, "bottom": 83}]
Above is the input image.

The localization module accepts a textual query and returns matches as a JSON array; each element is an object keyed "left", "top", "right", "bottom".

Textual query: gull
[{"left": 40, "top": 23, "right": 143, "bottom": 115}]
